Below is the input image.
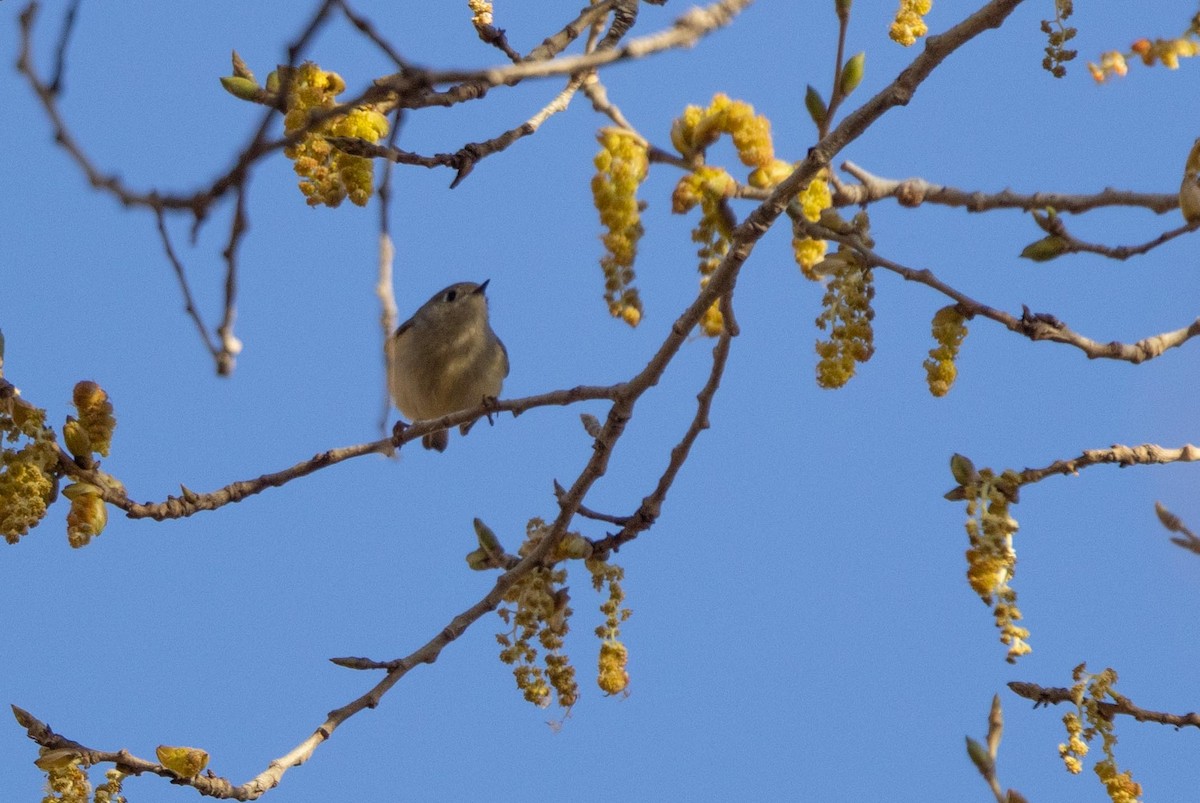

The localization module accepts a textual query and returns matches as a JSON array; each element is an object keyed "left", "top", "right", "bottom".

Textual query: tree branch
[
  {"left": 838, "top": 160, "right": 1178, "bottom": 215},
  {"left": 1016, "top": 443, "right": 1200, "bottom": 486},
  {"left": 52, "top": 385, "right": 619, "bottom": 520},
  {"left": 1008, "top": 681, "right": 1200, "bottom": 729}
]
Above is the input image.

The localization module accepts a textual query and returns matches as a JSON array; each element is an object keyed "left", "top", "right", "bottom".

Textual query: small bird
[{"left": 386, "top": 280, "right": 509, "bottom": 451}]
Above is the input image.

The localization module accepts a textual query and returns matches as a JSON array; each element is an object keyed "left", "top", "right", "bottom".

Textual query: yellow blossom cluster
[
  {"left": 958, "top": 462, "right": 1031, "bottom": 664},
  {"left": 1131, "top": 35, "right": 1200, "bottom": 69},
  {"left": 94, "top": 769, "right": 127, "bottom": 803},
  {"left": 73, "top": 381, "right": 115, "bottom": 457},
  {"left": 1090, "top": 26, "right": 1200, "bottom": 83},
  {"left": 0, "top": 395, "right": 56, "bottom": 544},
  {"left": 64, "top": 483, "right": 107, "bottom": 549},
  {"left": 1059, "top": 664, "right": 1142, "bottom": 803},
  {"left": 38, "top": 750, "right": 125, "bottom": 803},
  {"left": 59, "top": 380, "right": 119, "bottom": 547},
  {"left": 587, "top": 556, "right": 632, "bottom": 695},
  {"left": 598, "top": 639, "right": 629, "bottom": 696},
  {"left": 468, "top": 0, "right": 493, "bottom": 28},
  {"left": 698, "top": 283, "right": 724, "bottom": 337},
  {"left": 283, "top": 62, "right": 389, "bottom": 207},
  {"left": 813, "top": 249, "right": 875, "bottom": 389},
  {"left": 672, "top": 166, "right": 735, "bottom": 246},
  {"left": 591, "top": 128, "right": 649, "bottom": 327},
  {"left": 673, "top": 166, "right": 737, "bottom": 336},
  {"left": 890, "top": 0, "right": 932, "bottom": 47},
  {"left": 670, "top": 93, "right": 779, "bottom": 172},
  {"left": 496, "top": 519, "right": 578, "bottom": 709},
  {"left": 668, "top": 95, "right": 803, "bottom": 337},
  {"left": 923, "top": 305, "right": 968, "bottom": 397},
  {"left": 41, "top": 755, "right": 90, "bottom": 803},
  {"left": 792, "top": 236, "right": 827, "bottom": 281},
  {"left": 1088, "top": 51, "right": 1129, "bottom": 82},
  {"left": 797, "top": 175, "right": 832, "bottom": 224}
]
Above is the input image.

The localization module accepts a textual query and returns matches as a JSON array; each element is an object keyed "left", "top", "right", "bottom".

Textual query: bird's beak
[{"left": 474, "top": 279, "right": 490, "bottom": 295}]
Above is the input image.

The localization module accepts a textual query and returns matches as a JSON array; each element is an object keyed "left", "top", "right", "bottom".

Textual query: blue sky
[{"left": 4, "top": 2, "right": 1200, "bottom": 800}]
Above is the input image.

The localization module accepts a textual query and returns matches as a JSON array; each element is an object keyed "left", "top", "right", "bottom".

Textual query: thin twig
[
  {"left": 48, "top": 0, "right": 80, "bottom": 94},
  {"left": 153, "top": 208, "right": 221, "bottom": 361},
  {"left": 340, "top": 73, "right": 586, "bottom": 187},
  {"left": 336, "top": 0, "right": 411, "bottom": 70},
  {"left": 593, "top": 310, "right": 733, "bottom": 555},
  {"left": 375, "top": 108, "right": 403, "bottom": 434},
  {"left": 216, "top": 185, "right": 248, "bottom": 375},
  {"left": 1028, "top": 207, "right": 1194, "bottom": 260}
]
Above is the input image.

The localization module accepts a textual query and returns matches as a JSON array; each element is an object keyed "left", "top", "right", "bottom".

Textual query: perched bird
[{"left": 386, "top": 280, "right": 508, "bottom": 451}]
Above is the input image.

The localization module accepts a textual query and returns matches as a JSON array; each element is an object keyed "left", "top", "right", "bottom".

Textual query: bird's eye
[{"left": 444, "top": 290, "right": 458, "bottom": 302}]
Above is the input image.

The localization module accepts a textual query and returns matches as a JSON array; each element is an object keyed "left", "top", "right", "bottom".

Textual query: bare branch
[
  {"left": 1016, "top": 443, "right": 1200, "bottom": 486},
  {"left": 593, "top": 319, "right": 734, "bottom": 555},
  {"left": 153, "top": 209, "right": 221, "bottom": 361},
  {"left": 52, "top": 385, "right": 621, "bottom": 520},
  {"left": 337, "top": 73, "right": 586, "bottom": 186},
  {"left": 838, "top": 160, "right": 1178, "bottom": 215},
  {"left": 336, "top": 0, "right": 412, "bottom": 70},
  {"left": 1008, "top": 681, "right": 1200, "bottom": 729},
  {"left": 1025, "top": 205, "right": 1195, "bottom": 260},
  {"left": 216, "top": 185, "right": 248, "bottom": 376},
  {"left": 525, "top": 0, "right": 618, "bottom": 63},
  {"left": 47, "top": 0, "right": 81, "bottom": 94}
]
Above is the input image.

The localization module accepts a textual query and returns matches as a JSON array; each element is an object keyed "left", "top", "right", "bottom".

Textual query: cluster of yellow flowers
[
  {"left": 797, "top": 175, "right": 833, "bottom": 224},
  {"left": 0, "top": 394, "right": 56, "bottom": 544},
  {"left": 672, "top": 166, "right": 737, "bottom": 336},
  {"left": 789, "top": 178, "right": 841, "bottom": 283},
  {"left": 890, "top": 0, "right": 932, "bottom": 47},
  {"left": 496, "top": 519, "right": 579, "bottom": 708},
  {"left": 498, "top": 568, "right": 576, "bottom": 708},
  {"left": 468, "top": 0, "right": 493, "bottom": 28},
  {"left": 813, "top": 248, "right": 875, "bottom": 389},
  {"left": 669, "top": 94, "right": 799, "bottom": 337},
  {"left": 72, "top": 381, "right": 115, "bottom": 458},
  {"left": 62, "top": 381, "right": 118, "bottom": 548},
  {"left": 490, "top": 518, "right": 634, "bottom": 707},
  {"left": 591, "top": 129, "right": 649, "bottom": 327},
  {"left": 38, "top": 749, "right": 126, "bottom": 803},
  {"left": 587, "top": 556, "right": 632, "bottom": 695},
  {"left": 670, "top": 94, "right": 779, "bottom": 170},
  {"left": 1, "top": 375, "right": 119, "bottom": 546},
  {"left": 954, "top": 457, "right": 1031, "bottom": 664},
  {"left": 1088, "top": 50, "right": 1129, "bottom": 82},
  {"left": 282, "top": 63, "right": 389, "bottom": 207},
  {"left": 923, "top": 305, "right": 968, "bottom": 397},
  {"left": 1059, "top": 664, "right": 1142, "bottom": 803},
  {"left": 1090, "top": 24, "right": 1200, "bottom": 83},
  {"left": 792, "top": 236, "right": 827, "bottom": 281}
]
